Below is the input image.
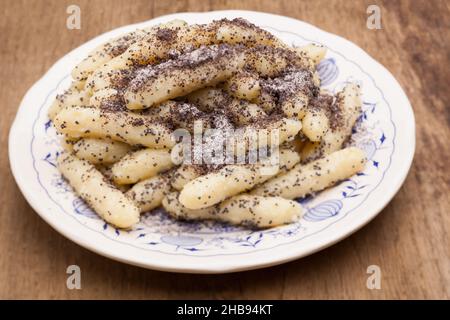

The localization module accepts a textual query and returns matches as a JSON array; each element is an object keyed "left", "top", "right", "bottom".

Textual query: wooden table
[{"left": 0, "top": 0, "right": 448, "bottom": 299}]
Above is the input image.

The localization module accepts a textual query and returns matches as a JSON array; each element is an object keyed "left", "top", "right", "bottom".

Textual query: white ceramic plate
[{"left": 9, "top": 10, "right": 415, "bottom": 273}]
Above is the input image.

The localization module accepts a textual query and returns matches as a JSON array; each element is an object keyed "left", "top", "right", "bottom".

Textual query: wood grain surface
[{"left": 0, "top": 0, "right": 449, "bottom": 299}]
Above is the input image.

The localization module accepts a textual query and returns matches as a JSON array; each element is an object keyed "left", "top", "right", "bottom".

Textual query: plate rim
[{"left": 8, "top": 10, "right": 415, "bottom": 273}]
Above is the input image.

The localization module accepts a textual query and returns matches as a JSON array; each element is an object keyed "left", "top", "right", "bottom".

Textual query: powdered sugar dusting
[{"left": 261, "top": 68, "right": 317, "bottom": 102}]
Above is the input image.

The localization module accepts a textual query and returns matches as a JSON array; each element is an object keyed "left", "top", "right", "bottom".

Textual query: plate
[{"left": 8, "top": 10, "right": 415, "bottom": 273}]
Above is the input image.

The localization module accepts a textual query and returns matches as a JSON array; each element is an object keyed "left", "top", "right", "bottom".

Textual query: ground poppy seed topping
[{"left": 50, "top": 17, "right": 365, "bottom": 230}]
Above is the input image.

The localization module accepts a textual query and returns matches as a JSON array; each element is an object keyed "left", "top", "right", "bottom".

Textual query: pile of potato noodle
[{"left": 50, "top": 18, "right": 366, "bottom": 229}]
